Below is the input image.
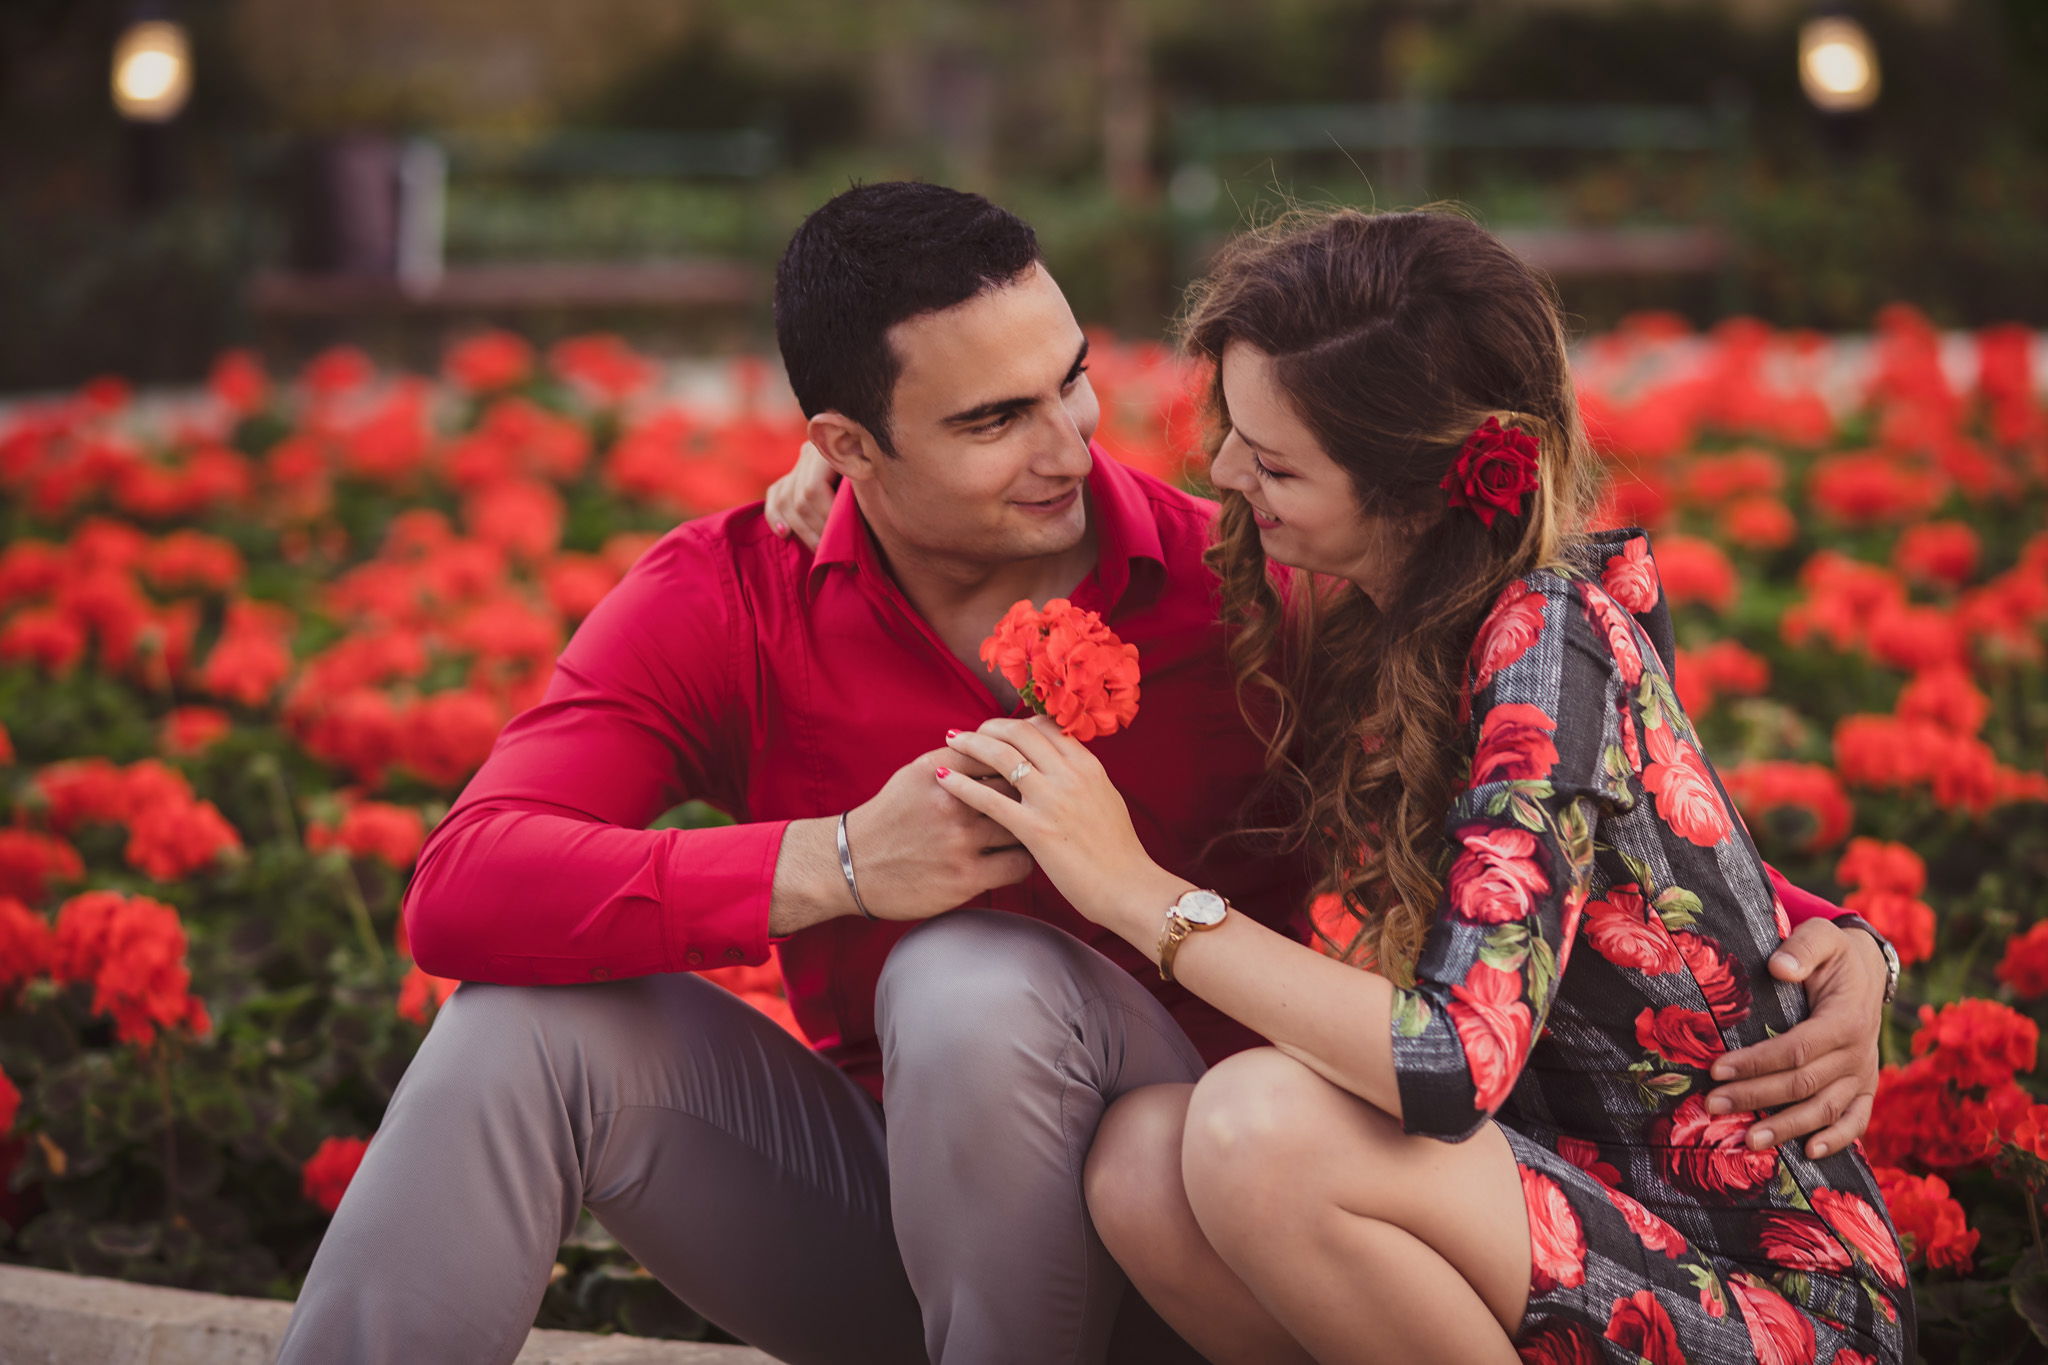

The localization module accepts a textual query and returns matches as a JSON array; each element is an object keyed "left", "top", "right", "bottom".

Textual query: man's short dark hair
[{"left": 774, "top": 182, "right": 1040, "bottom": 454}]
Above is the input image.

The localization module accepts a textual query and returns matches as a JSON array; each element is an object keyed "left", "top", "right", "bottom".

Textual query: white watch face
[{"left": 1176, "top": 890, "right": 1228, "bottom": 926}]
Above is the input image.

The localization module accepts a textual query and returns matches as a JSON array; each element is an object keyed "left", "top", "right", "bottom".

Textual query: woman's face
[{"left": 1208, "top": 340, "right": 1417, "bottom": 604}]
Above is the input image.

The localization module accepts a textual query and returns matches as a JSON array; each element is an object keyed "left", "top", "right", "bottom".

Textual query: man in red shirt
[{"left": 277, "top": 183, "right": 1893, "bottom": 1365}]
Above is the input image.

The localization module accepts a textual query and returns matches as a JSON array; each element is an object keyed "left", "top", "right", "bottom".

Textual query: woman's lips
[
  {"left": 1016, "top": 487, "right": 1081, "bottom": 515},
  {"left": 1249, "top": 504, "right": 1282, "bottom": 530}
]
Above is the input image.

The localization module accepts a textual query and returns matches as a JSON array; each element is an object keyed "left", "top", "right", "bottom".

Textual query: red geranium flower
[
  {"left": 1440, "top": 417, "right": 1540, "bottom": 527},
  {"left": 302, "top": 1135, "right": 370, "bottom": 1214},
  {"left": 0, "top": 896, "right": 53, "bottom": 991},
  {"left": 396, "top": 963, "right": 459, "bottom": 1025},
  {"left": 1873, "top": 1167, "right": 1978, "bottom": 1271},
  {"left": 308, "top": 800, "right": 427, "bottom": 871},
  {"left": 0, "top": 829, "right": 86, "bottom": 905},
  {"left": 160, "top": 706, "right": 231, "bottom": 757},
  {"left": 1996, "top": 921, "right": 2048, "bottom": 998},
  {"left": 978, "top": 598, "right": 1141, "bottom": 741},
  {"left": 1910, "top": 998, "right": 2037, "bottom": 1090}
]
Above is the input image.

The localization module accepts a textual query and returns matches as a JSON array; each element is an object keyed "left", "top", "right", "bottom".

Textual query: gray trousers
[{"left": 274, "top": 911, "right": 1210, "bottom": 1365}]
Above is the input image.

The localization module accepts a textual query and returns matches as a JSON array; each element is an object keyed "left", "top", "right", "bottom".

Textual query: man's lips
[{"left": 1014, "top": 487, "right": 1081, "bottom": 514}]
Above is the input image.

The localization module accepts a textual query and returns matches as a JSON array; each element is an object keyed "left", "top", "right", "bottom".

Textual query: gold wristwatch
[{"left": 1157, "top": 888, "right": 1231, "bottom": 983}]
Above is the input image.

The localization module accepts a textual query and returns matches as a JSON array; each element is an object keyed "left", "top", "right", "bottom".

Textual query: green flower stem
[
  {"left": 336, "top": 864, "right": 388, "bottom": 970},
  {"left": 153, "top": 1046, "right": 179, "bottom": 1227},
  {"left": 251, "top": 753, "right": 300, "bottom": 846}
]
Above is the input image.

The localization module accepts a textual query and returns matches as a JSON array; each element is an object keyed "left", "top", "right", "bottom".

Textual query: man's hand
[
  {"left": 768, "top": 746, "right": 1032, "bottom": 934},
  {"left": 1705, "top": 918, "right": 1888, "bottom": 1159},
  {"left": 764, "top": 441, "right": 837, "bottom": 550}
]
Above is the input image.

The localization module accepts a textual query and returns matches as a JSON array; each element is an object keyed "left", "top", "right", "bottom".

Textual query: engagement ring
[{"left": 1009, "top": 761, "right": 1033, "bottom": 783}]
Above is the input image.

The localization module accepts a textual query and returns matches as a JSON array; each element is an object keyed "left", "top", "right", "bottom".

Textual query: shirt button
[
  {"left": 588, "top": 967, "right": 611, "bottom": 980},
  {"left": 685, "top": 950, "right": 704, "bottom": 966},
  {"left": 723, "top": 948, "right": 744, "bottom": 963}
]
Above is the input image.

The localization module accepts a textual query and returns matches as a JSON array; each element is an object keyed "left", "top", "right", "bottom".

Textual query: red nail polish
[
  {"left": 946, "top": 729, "right": 959, "bottom": 739},
  {"left": 935, "top": 767, "right": 950, "bottom": 779}
]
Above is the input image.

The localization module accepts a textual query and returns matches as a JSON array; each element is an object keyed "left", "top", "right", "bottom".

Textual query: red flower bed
[{"left": 0, "top": 309, "right": 2042, "bottom": 1351}]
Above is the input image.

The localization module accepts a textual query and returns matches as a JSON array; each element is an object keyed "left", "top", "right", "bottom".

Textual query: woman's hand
[
  {"left": 937, "top": 716, "right": 1186, "bottom": 933},
  {"left": 763, "top": 440, "right": 838, "bottom": 549}
]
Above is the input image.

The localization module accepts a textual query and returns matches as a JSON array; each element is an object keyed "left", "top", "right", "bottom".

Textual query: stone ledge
[{"left": 0, "top": 1264, "right": 778, "bottom": 1364}]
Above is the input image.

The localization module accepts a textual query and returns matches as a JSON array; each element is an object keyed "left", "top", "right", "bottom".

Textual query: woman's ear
[{"left": 807, "top": 412, "right": 886, "bottom": 484}]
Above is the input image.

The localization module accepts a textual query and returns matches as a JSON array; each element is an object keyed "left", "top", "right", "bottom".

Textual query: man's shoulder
[{"left": 623, "top": 502, "right": 781, "bottom": 585}]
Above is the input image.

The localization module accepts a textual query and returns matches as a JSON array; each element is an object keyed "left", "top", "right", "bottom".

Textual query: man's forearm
[{"left": 769, "top": 815, "right": 862, "bottom": 937}]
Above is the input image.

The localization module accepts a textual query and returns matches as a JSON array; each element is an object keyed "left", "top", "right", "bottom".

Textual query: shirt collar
[{"left": 806, "top": 442, "right": 1169, "bottom": 614}]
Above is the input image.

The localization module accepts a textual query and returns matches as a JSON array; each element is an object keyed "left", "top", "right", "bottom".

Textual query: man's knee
[{"left": 875, "top": 911, "right": 1096, "bottom": 1080}]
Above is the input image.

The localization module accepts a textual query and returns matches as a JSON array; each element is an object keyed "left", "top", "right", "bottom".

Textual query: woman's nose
[{"left": 1209, "top": 435, "right": 1250, "bottom": 492}]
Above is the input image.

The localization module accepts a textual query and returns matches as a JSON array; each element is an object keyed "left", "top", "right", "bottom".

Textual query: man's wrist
[
  {"left": 1850, "top": 922, "right": 1901, "bottom": 1007},
  {"left": 768, "top": 816, "right": 860, "bottom": 935}
]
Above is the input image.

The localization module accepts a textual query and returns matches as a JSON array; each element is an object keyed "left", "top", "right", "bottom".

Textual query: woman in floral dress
[{"left": 935, "top": 209, "right": 1913, "bottom": 1363}]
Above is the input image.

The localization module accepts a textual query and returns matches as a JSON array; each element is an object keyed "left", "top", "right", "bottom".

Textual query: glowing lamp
[
  {"left": 112, "top": 19, "right": 192, "bottom": 123},
  {"left": 1799, "top": 16, "right": 1880, "bottom": 114}
]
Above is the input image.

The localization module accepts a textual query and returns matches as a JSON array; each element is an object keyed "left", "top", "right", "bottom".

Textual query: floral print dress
[{"left": 1388, "top": 528, "right": 1913, "bottom": 1365}]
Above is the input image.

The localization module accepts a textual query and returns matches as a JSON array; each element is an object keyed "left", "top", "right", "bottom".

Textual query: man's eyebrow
[{"left": 940, "top": 339, "right": 1091, "bottom": 428}]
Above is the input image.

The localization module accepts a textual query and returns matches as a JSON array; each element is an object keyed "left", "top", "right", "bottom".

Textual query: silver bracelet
[{"left": 836, "top": 811, "right": 876, "bottom": 921}]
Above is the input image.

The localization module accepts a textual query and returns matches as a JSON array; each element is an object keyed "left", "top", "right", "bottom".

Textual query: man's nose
[{"left": 1039, "top": 406, "right": 1095, "bottom": 478}]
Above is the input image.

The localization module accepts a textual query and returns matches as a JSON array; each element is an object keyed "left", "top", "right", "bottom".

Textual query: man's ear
[{"left": 807, "top": 412, "right": 886, "bottom": 483}]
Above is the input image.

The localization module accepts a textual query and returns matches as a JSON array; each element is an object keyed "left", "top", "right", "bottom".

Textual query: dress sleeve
[
  {"left": 403, "top": 530, "right": 785, "bottom": 984},
  {"left": 1389, "top": 574, "right": 1637, "bottom": 1141}
]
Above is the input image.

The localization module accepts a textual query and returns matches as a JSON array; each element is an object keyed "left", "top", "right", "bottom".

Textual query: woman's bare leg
[
  {"left": 1085, "top": 1084, "right": 1315, "bottom": 1365},
  {"left": 1179, "top": 1048, "right": 1533, "bottom": 1365}
]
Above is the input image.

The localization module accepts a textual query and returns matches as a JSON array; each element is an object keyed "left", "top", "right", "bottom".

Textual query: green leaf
[
  {"left": 1644, "top": 1071, "right": 1693, "bottom": 1097},
  {"left": 1510, "top": 792, "right": 1546, "bottom": 832},
  {"left": 1525, "top": 934, "right": 1559, "bottom": 1004},
  {"left": 1391, "top": 992, "right": 1432, "bottom": 1038},
  {"left": 2014, "top": 1251, "right": 2048, "bottom": 1348},
  {"left": 1655, "top": 886, "right": 1702, "bottom": 931}
]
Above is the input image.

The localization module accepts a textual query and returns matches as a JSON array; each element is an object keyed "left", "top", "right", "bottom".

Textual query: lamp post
[
  {"left": 111, "top": 6, "right": 192, "bottom": 215},
  {"left": 1798, "top": 11, "right": 1879, "bottom": 159}
]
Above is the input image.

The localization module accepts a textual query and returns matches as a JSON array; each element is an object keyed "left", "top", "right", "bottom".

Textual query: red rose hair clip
[{"left": 1440, "top": 416, "right": 1540, "bottom": 527}]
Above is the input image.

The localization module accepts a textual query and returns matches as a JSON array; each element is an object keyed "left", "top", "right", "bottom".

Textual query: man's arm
[
  {"left": 1705, "top": 867, "right": 1894, "bottom": 1159},
  {"left": 404, "top": 530, "right": 1034, "bottom": 983},
  {"left": 403, "top": 531, "right": 786, "bottom": 983}
]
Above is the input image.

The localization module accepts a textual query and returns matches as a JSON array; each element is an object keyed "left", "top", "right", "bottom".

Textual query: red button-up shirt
[
  {"left": 403, "top": 447, "right": 1847, "bottom": 1101},
  {"left": 404, "top": 449, "right": 1312, "bottom": 1097}
]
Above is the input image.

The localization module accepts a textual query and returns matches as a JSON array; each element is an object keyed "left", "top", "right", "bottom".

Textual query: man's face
[{"left": 857, "top": 262, "right": 1100, "bottom": 569}]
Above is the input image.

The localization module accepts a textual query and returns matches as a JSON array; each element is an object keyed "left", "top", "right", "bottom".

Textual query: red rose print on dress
[
  {"left": 1579, "top": 583, "right": 1645, "bottom": 685},
  {"left": 1604, "top": 1183, "right": 1689, "bottom": 1257},
  {"left": 1604, "top": 1289, "right": 1683, "bottom": 1365},
  {"left": 1472, "top": 703, "right": 1561, "bottom": 785},
  {"left": 1655, "top": 1094, "right": 1778, "bottom": 1197},
  {"left": 1602, "top": 536, "right": 1661, "bottom": 614},
  {"left": 1448, "top": 962, "right": 1533, "bottom": 1114},
  {"left": 1447, "top": 824, "right": 1551, "bottom": 925},
  {"left": 1672, "top": 930, "right": 1752, "bottom": 1023},
  {"left": 1757, "top": 1211, "right": 1855, "bottom": 1273},
  {"left": 1520, "top": 1166, "right": 1589, "bottom": 1293},
  {"left": 1515, "top": 1317, "right": 1603, "bottom": 1365},
  {"left": 1468, "top": 580, "right": 1548, "bottom": 707},
  {"left": 1557, "top": 1135, "right": 1621, "bottom": 1187},
  {"left": 1617, "top": 695, "right": 1642, "bottom": 773},
  {"left": 1730, "top": 1271, "right": 1819, "bottom": 1365},
  {"left": 1635, "top": 1004, "right": 1726, "bottom": 1069},
  {"left": 1584, "top": 886, "right": 1683, "bottom": 974},
  {"left": 1830, "top": 1353, "right": 1877, "bottom": 1365},
  {"left": 1811, "top": 1188, "right": 1909, "bottom": 1289},
  {"left": 1643, "top": 722, "right": 1733, "bottom": 848}
]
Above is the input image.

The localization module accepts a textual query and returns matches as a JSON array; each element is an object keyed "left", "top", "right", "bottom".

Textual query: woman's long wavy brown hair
[{"left": 1186, "top": 208, "right": 1607, "bottom": 986}]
